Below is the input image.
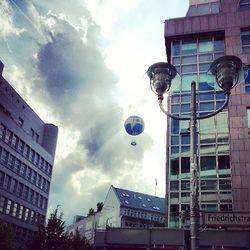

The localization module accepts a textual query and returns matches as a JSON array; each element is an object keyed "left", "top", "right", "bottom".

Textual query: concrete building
[
  {"left": 0, "top": 61, "right": 58, "bottom": 245},
  {"left": 164, "top": 0, "right": 250, "bottom": 228},
  {"left": 67, "top": 185, "right": 166, "bottom": 243}
]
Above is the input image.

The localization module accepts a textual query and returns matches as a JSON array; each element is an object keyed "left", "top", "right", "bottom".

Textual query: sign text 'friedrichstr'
[{"left": 204, "top": 212, "right": 250, "bottom": 226}]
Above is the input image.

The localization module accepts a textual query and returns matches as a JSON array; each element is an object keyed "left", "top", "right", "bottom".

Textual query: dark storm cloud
[{"left": 36, "top": 11, "right": 153, "bottom": 173}]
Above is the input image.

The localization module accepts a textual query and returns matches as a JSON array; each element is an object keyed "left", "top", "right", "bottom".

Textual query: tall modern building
[
  {"left": 164, "top": 0, "right": 250, "bottom": 228},
  {"left": 0, "top": 61, "right": 58, "bottom": 245}
]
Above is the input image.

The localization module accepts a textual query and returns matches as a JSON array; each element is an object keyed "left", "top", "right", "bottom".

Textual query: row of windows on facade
[
  {"left": 170, "top": 155, "right": 230, "bottom": 174},
  {"left": 169, "top": 203, "right": 232, "bottom": 218},
  {"left": 170, "top": 178, "right": 231, "bottom": 191},
  {"left": 170, "top": 37, "right": 250, "bottom": 94},
  {"left": 0, "top": 146, "right": 50, "bottom": 194},
  {"left": 170, "top": 30, "right": 250, "bottom": 57},
  {"left": 170, "top": 191, "right": 233, "bottom": 204},
  {"left": 170, "top": 142, "right": 229, "bottom": 158},
  {"left": 122, "top": 209, "right": 165, "bottom": 223},
  {"left": 0, "top": 123, "right": 52, "bottom": 177},
  {"left": 0, "top": 170, "right": 48, "bottom": 211},
  {"left": 0, "top": 195, "right": 45, "bottom": 225},
  {"left": 0, "top": 81, "right": 40, "bottom": 142},
  {"left": 170, "top": 134, "right": 228, "bottom": 147}
]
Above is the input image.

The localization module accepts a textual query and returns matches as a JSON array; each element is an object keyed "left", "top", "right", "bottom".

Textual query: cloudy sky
[{"left": 0, "top": 0, "right": 188, "bottom": 223}]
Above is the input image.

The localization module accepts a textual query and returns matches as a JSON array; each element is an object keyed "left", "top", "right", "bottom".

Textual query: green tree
[
  {"left": 96, "top": 202, "right": 103, "bottom": 212},
  {"left": 27, "top": 207, "right": 68, "bottom": 250},
  {"left": 0, "top": 221, "right": 14, "bottom": 250},
  {"left": 87, "top": 208, "right": 95, "bottom": 216},
  {"left": 69, "top": 230, "right": 91, "bottom": 250},
  {"left": 27, "top": 207, "right": 92, "bottom": 250}
]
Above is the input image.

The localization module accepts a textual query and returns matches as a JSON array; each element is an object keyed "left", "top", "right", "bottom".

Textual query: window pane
[
  {"left": 181, "top": 64, "right": 197, "bottom": 73},
  {"left": 199, "top": 116, "right": 215, "bottom": 133},
  {"left": 199, "top": 39, "right": 213, "bottom": 52},
  {"left": 182, "top": 74, "right": 198, "bottom": 91},
  {"left": 182, "top": 55, "right": 197, "bottom": 64},
  {"left": 214, "top": 39, "right": 224, "bottom": 52},
  {"left": 218, "top": 155, "right": 230, "bottom": 169},
  {"left": 181, "top": 40, "right": 197, "bottom": 55},
  {"left": 199, "top": 54, "right": 213, "bottom": 62},
  {"left": 200, "top": 156, "right": 216, "bottom": 170},
  {"left": 171, "top": 136, "right": 179, "bottom": 145},
  {"left": 217, "top": 113, "right": 228, "bottom": 133},
  {"left": 173, "top": 41, "right": 181, "bottom": 56},
  {"left": 248, "top": 108, "right": 250, "bottom": 130}
]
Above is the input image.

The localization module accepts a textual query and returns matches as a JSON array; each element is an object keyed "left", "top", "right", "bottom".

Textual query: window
[
  {"left": 241, "top": 29, "right": 250, "bottom": 53},
  {"left": 239, "top": 0, "right": 250, "bottom": 10},
  {"left": 245, "top": 67, "right": 250, "bottom": 92},
  {"left": 0, "top": 196, "right": 5, "bottom": 212},
  {"left": 18, "top": 205, "right": 24, "bottom": 219},
  {"left": 12, "top": 203, "right": 18, "bottom": 217},
  {"left": 4, "top": 129, "right": 11, "bottom": 144},
  {"left": 5, "top": 200, "right": 12, "bottom": 214},
  {"left": 14, "top": 159, "right": 21, "bottom": 173},
  {"left": 18, "top": 117, "right": 24, "bottom": 127},
  {"left": 1, "top": 149, "right": 9, "bottom": 163},
  {"left": 11, "top": 134, "right": 18, "bottom": 148},
  {"left": 0, "top": 124, "right": 6, "bottom": 139},
  {"left": 247, "top": 107, "right": 250, "bottom": 134},
  {"left": 18, "top": 140, "right": 25, "bottom": 153},
  {"left": 9, "top": 179, "right": 17, "bottom": 193},
  {"left": 200, "top": 156, "right": 216, "bottom": 171},
  {"left": 3, "top": 175, "right": 10, "bottom": 189}
]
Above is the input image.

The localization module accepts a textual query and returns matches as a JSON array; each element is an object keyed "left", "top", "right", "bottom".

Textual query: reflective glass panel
[
  {"left": 214, "top": 39, "right": 224, "bottom": 52},
  {"left": 182, "top": 55, "right": 197, "bottom": 64},
  {"left": 171, "top": 119, "right": 179, "bottom": 134},
  {"left": 182, "top": 74, "right": 198, "bottom": 91},
  {"left": 199, "top": 54, "right": 213, "bottom": 62},
  {"left": 217, "top": 113, "right": 228, "bottom": 133},
  {"left": 171, "top": 136, "right": 179, "bottom": 145},
  {"left": 181, "top": 40, "right": 197, "bottom": 55},
  {"left": 173, "top": 57, "right": 181, "bottom": 65},
  {"left": 200, "top": 156, "right": 216, "bottom": 170},
  {"left": 181, "top": 64, "right": 197, "bottom": 73},
  {"left": 199, "top": 39, "right": 213, "bottom": 52},
  {"left": 199, "top": 116, "right": 215, "bottom": 133},
  {"left": 200, "top": 144, "right": 216, "bottom": 155},
  {"left": 173, "top": 41, "right": 181, "bottom": 56},
  {"left": 171, "top": 95, "right": 180, "bottom": 103}
]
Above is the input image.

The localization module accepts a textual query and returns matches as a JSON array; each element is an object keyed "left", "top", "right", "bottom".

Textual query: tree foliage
[
  {"left": 87, "top": 208, "right": 95, "bottom": 216},
  {"left": 27, "top": 207, "right": 91, "bottom": 250},
  {"left": 96, "top": 202, "right": 103, "bottom": 212}
]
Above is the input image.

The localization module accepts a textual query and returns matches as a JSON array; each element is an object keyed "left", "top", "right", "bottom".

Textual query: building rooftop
[{"left": 113, "top": 186, "right": 166, "bottom": 214}]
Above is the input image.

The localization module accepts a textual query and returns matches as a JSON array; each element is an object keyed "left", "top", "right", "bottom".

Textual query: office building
[
  {"left": 67, "top": 185, "right": 166, "bottom": 243},
  {"left": 164, "top": 0, "right": 250, "bottom": 227},
  {"left": 0, "top": 61, "right": 58, "bottom": 244}
]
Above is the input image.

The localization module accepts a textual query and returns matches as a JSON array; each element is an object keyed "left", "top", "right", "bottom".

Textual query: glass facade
[{"left": 168, "top": 37, "right": 232, "bottom": 228}]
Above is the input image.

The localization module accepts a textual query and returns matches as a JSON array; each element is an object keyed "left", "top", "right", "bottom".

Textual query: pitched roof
[{"left": 113, "top": 186, "right": 166, "bottom": 214}]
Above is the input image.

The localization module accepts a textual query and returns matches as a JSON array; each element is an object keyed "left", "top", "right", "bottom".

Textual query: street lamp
[{"left": 146, "top": 55, "right": 244, "bottom": 250}]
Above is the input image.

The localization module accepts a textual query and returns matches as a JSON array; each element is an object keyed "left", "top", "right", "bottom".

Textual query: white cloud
[{"left": 0, "top": 0, "right": 25, "bottom": 37}]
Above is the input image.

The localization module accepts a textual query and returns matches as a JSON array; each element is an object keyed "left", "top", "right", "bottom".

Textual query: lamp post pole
[
  {"left": 146, "top": 55, "right": 244, "bottom": 250},
  {"left": 190, "top": 81, "right": 199, "bottom": 250}
]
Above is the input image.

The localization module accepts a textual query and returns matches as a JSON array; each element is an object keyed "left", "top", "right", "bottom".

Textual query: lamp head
[
  {"left": 147, "top": 62, "right": 177, "bottom": 99},
  {"left": 210, "top": 55, "right": 243, "bottom": 94}
]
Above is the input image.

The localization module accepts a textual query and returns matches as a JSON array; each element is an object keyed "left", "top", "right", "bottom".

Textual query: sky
[{"left": 0, "top": 0, "right": 189, "bottom": 224}]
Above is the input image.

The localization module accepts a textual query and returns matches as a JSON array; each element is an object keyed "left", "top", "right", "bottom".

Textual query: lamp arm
[
  {"left": 197, "top": 93, "right": 229, "bottom": 120},
  {"left": 159, "top": 99, "right": 190, "bottom": 121},
  {"left": 159, "top": 93, "right": 229, "bottom": 121}
]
